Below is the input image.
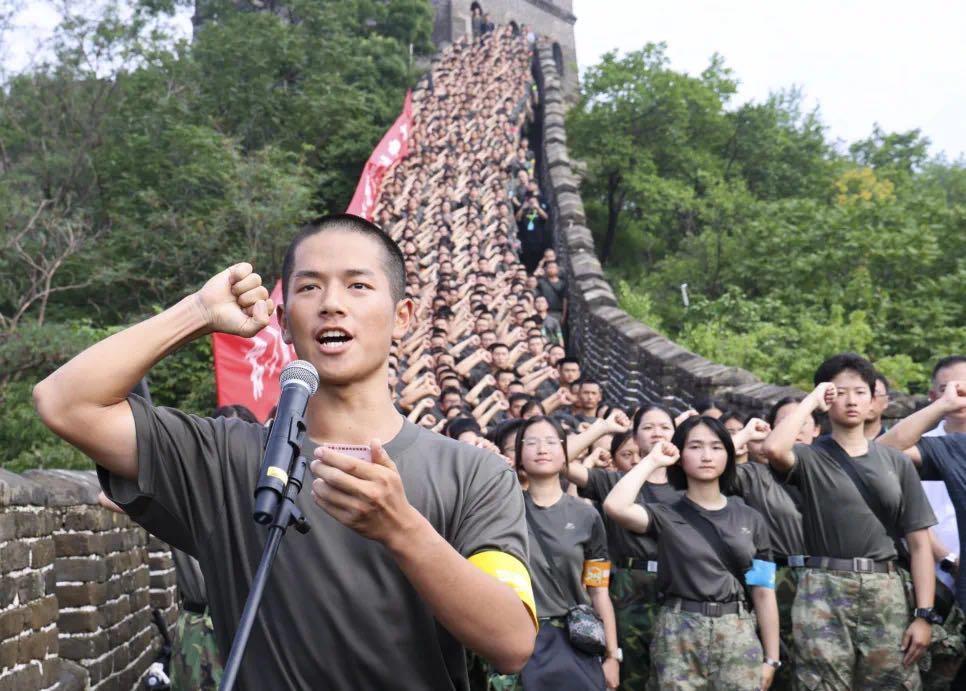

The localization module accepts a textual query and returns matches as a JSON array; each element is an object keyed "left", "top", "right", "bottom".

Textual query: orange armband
[{"left": 582, "top": 560, "right": 611, "bottom": 588}]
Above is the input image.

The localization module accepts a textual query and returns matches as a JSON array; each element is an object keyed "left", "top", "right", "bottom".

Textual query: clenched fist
[{"left": 194, "top": 263, "right": 273, "bottom": 337}]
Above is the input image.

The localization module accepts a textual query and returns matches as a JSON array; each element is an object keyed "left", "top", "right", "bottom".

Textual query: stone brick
[
  {"left": 58, "top": 608, "right": 100, "bottom": 634},
  {"left": 0, "top": 513, "right": 16, "bottom": 541},
  {"left": 28, "top": 594, "right": 58, "bottom": 629},
  {"left": 57, "top": 580, "right": 107, "bottom": 608},
  {"left": 130, "top": 587, "right": 150, "bottom": 611},
  {"left": 14, "top": 512, "right": 42, "bottom": 539},
  {"left": 17, "top": 628, "right": 48, "bottom": 663},
  {"left": 100, "top": 594, "right": 132, "bottom": 624},
  {"left": 0, "top": 541, "right": 29, "bottom": 573},
  {"left": 59, "top": 629, "right": 110, "bottom": 660},
  {"left": 149, "top": 552, "right": 174, "bottom": 571},
  {"left": 149, "top": 589, "right": 175, "bottom": 609},
  {"left": 0, "top": 638, "right": 17, "bottom": 669},
  {"left": 0, "top": 661, "right": 42, "bottom": 691},
  {"left": 0, "top": 607, "right": 24, "bottom": 638},
  {"left": 16, "top": 571, "right": 45, "bottom": 602},
  {"left": 55, "top": 556, "right": 108, "bottom": 583},
  {"left": 54, "top": 531, "right": 107, "bottom": 557},
  {"left": 30, "top": 538, "right": 55, "bottom": 568},
  {"left": 107, "top": 615, "right": 134, "bottom": 648},
  {"left": 63, "top": 506, "right": 112, "bottom": 533},
  {"left": 43, "top": 566, "right": 56, "bottom": 594}
]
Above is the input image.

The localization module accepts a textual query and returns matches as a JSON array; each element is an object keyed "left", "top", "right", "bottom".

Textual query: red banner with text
[{"left": 211, "top": 91, "right": 412, "bottom": 419}]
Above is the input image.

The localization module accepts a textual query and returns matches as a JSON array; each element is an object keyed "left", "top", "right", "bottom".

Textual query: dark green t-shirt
[
  {"left": 645, "top": 496, "right": 770, "bottom": 603},
  {"left": 579, "top": 468, "right": 681, "bottom": 562},
  {"left": 524, "top": 492, "right": 608, "bottom": 618},
  {"left": 733, "top": 462, "right": 805, "bottom": 559},
  {"left": 98, "top": 395, "right": 531, "bottom": 691},
  {"left": 787, "top": 441, "right": 936, "bottom": 561}
]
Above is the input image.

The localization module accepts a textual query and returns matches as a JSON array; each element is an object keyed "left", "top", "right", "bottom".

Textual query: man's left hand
[{"left": 310, "top": 440, "right": 419, "bottom": 545}]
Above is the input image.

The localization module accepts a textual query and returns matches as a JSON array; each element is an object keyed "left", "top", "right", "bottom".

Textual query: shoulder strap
[
  {"left": 673, "top": 499, "right": 748, "bottom": 597},
  {"left": 813, "top": 435, "right": 900, "bottom": 541}
]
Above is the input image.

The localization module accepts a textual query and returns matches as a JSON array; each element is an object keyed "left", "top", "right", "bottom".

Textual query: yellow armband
[
  {"left": 469, "top": 550, "right": 538, "bottom": 630},
  {"left": 582, "top": 560, "right": 611, "bottom": 588}
]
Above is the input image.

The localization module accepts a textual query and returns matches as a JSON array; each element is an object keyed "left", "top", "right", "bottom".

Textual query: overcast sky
[
  {"left": 6, "top": 1, "right": 964, "bottom": 159},
  {"left": 573, "top": 0, "right": 966, "bottom": 159}
]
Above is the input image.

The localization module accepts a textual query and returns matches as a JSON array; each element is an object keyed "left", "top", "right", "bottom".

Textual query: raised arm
[
  {"left": 603, "top": 442, "right": 679, "bottom": 534},
  {"left": 762, "top": 383, "right": 835, "bottom": 473},
  {"left": 33, "top": 264, "right": 272, "bottom": 481},
  {"left": 566, "top": 410, "right": 630, "bottom": 462},
  {"left": 879, "top": 381, "right": 966, "bottom": 465}
]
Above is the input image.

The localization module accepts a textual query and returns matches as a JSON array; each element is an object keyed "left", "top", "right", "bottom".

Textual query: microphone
[{"left": 253, "top": 360, "right": 319, "bottom": 524}]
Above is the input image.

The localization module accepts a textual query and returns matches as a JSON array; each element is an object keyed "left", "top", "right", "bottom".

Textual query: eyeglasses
[{"left": 522, "top": 437, "right": 563, "bottom": 448}]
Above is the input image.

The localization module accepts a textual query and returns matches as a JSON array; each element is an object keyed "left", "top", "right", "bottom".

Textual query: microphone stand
[{"left": 219, "top": 454, "right": 311, "bottom": 691}]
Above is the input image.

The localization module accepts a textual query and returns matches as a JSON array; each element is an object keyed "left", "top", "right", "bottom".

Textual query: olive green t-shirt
[
  {"left": 98, "top": 394, "right": 532, "bottom": 691},
  {"left": 733, "top": 462, "right": 805, "bottom": 559},
  {"left": 787, "top": 441, "right": 936, "bottom": 560},
  {"left": 524, "top": 492, "right": 608, "bottom": 618},
  {"left": 579, "top": 468, "right": 681, "bottom": 562}
]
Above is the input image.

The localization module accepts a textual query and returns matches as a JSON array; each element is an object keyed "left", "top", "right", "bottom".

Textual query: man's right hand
[
  {"left": 195, "top": 263, "right": 274, "bottom": 337},
  {"left": 808, "top": 382, "right": 837, "bottom": 412}
]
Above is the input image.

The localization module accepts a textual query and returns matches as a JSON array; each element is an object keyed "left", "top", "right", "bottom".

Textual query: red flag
[
  {"left": 346, "top": 90, "right": 413, "bottom": 219},
  {"left": 212, "top": 91, "right": 412, "bottom": 418},
  {"left": 211, "top": 281, "right": 295, "bottom": 421}
]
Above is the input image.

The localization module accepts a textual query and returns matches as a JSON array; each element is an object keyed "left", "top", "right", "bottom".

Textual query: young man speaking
[{"left": 33, "top": 215, "right": 537, "bottom": 689}]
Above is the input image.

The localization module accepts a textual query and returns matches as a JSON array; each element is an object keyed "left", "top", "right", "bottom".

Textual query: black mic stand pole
[{"left": 219, "top": 454, "right": 311, "bottom": 691}]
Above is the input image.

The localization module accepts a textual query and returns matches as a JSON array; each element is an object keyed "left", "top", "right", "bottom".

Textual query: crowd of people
[
  {"left": 361, "top": 25, "right": 966, "bottom": 691},
  {"left": 40, "top": 22, "right": 966, "bottom": 691}
]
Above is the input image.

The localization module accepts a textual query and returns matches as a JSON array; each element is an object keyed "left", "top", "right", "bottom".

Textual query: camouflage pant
[
  {"left": 793, "top": 568, "right": 920, "bottom": 690},
  {"left": 651, "top": 604, "right": 762, "bottom": 690},
  {"left": 170, "top": 608, "right": 223, "bottom": 691},
  {"left": 921, "top": 602, "right": 966, "bottom": 691},
  {"left": 610, "top": 567, "right": 662, "bottom": 690},
  {"left": 771, "top": 566, "right": 799, "bottom": 691}
]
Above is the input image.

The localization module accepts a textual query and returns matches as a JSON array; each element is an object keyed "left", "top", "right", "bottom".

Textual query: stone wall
[
  {"left": 531, "top": 43, "right": 923, "bottom": 420},
  {"left": 0, "top": 469, "right": 177, "bottom": 690}
]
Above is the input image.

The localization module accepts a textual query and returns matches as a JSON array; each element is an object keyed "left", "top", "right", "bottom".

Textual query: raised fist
[
  {"left": 939, "top": 381, "right": 966, "bottom": 414},
  {"left": 195, "top": 263, "right": 273, "bottom": 337},
  {"left": 811, "top": 383, "right": 837, "bottom": 412},
  {"left": 742, "top": 418, "right": 771, "bottom": 443},
  {"left": 646, "top": 441, "right": 680, "bottom": 468},
  {"left": 604, "top": 409, "right": 631, "bottom": 434}
]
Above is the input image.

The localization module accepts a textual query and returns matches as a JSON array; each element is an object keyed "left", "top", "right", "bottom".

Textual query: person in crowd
[
  {"left": 879, "top": 377, "right": 966, "bottom": 689},
  {"left": 33, "top": 215, "right": 538, "bottom": 688},
  {"left": 604, "top": 416, "right": 781, "bottom": 690},
  {"left": 693, "top": 398, "right": 726, "bottom": 419},
  {"left": 513, "top": 416, "right": 619, "bottom": 690},
  {"left": 537, "top": 260, "right": 567, "bottom": 325},
  {"left": 729, "top": 416, "right": 806, "bottom": 689},
  {"left": 865, "top": 371, "right": 892, "bottom": 439},
  {"left": 762, "top": 353, "right": 936, "bottom": 689},
  {"left": 565, "top": 405, "right": 681, "bottom": 690}
]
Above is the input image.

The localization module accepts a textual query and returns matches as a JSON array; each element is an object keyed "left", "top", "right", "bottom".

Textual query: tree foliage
[
  {"left": 570, "top": 44, "right": 966, "bottom": 392},
  {"left": 0, "top": 0, "right": 433, "bottom": 470}
]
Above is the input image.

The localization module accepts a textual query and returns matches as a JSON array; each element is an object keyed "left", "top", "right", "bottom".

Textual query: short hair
[
  {"left": 579, "top": 378, "right": 601, "bottom": 390},
  {"left": 281, "top": 214, "right": 406, "bottom": 303},
  {"left": 932, "top": 356, "right": 966, "bottom": 383},
  {"left": 488, "top": 418, "right": 527, "bottom": 452},
  {"left": 440, "top": 387, "right": 462, "bottom": 400},
  {"left": 694, "top": 397, "right": 726, "bottom": 414},
  {"left": 873, "top": 371, "right": 890, "bottom": 393},
  {"left": 766, "top": 396, "right": 818, "bottom": 427},
  {"left": 495, "top": 368, "right": 517, "bottom": 379},
  {"left": 667, "top": 416, "right": 738, "bottom": 494},
  {"left": 444, "top": 416, "right": 481, "bottom": 440},
  {"left": 558, "top": 357, "right": 580, "bottom": 368},
  {"left": 508, "top": 393, "right": 532, "bottom": 407},
  {"left": 212, "top": 404, "right": 259, "bottom": 424},
  {"left": 488, "top": 342, "right": 509, "bottom": 353},
  {"left": 719, "top": 410, "right": 746, "bottom": 427},
  {"left": 813, "top": 353, "right": 876, "bottom": 392}
]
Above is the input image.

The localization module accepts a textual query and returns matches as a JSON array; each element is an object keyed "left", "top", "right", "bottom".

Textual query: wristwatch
[
  {"left": 914, "top": 607, "right": 943, "bottom": 625},
  {"left": 764, "top": 658, "right": 782, "bottom": 669},
  {"left": 606, "top": 648, "right": 623, "bottom": 663}
]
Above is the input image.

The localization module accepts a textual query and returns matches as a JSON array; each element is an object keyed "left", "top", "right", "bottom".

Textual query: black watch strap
[{"left": 914, "top": 607, "right": 942, "bottom": 625}]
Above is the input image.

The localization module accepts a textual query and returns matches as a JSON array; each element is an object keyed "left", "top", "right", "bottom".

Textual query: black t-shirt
[
  {"left": 537, "top": 277, "right": 567, "bottom": 313},
  {"left": 645, "top": 496, "right": 770, "bottom": 602},
  {"left": 787, "top": 441, "right": 937, "bottom": 560},
  {"left": 524, "top": 492, "right": 608, "bottom": 618},
  {"left": 579, "top": 469, "right": 681, "bottom": 563},
  {"left": 99, "top": 395, "right": 533, "bottom": 691},
  {"left": 733, "top": 462, "right": 805, "bottom": 558}
]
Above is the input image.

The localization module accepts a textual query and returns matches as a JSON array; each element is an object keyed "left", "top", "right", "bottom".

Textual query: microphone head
[{"left": 280, "top": 360, "right": 320, "bottom": 395}]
